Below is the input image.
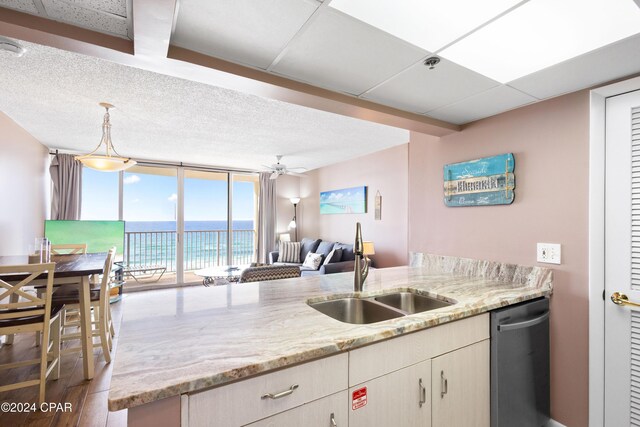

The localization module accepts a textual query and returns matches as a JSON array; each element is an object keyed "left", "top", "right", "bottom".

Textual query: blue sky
[{"left": 82, "top": 168, "right": 256, "bottom": 222}]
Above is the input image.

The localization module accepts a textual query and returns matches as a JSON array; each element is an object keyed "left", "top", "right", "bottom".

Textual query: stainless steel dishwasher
[{"left": 491, "top": 297, "right": 550, "bottom": 427}]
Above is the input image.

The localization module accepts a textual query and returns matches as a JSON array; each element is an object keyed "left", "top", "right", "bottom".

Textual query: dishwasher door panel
[{"left": 490, "top": 297, "right": 550, "bottom": 427}]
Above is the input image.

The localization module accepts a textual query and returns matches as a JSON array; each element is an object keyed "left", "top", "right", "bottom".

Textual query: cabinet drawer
[
  {"left": 349, "top": 314, "right": 489, "bottom": 386},
  {"left": 245, "top": 391, "right": 348, "bottom": 427},
  {"left": 187, "top": 353, "right": 348, "bottom": 427}
]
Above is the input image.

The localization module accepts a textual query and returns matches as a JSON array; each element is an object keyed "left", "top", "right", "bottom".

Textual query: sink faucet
[{"left": 354, "top": 222, "right": 370, "bottom": 292}]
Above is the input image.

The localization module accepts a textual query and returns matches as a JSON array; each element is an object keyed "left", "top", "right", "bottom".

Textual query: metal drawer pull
[
  {"left": 330, "top": 412, "right": 337, "bottom": 427},
  {"left": 418, "top": 378, "right": 426, "bottom": 407},
  {"left": 261, "top": 384, "right": 299, "bottom": 400},
  {"left": 441, "top": 371, "right": 448, "bottom": 398}
]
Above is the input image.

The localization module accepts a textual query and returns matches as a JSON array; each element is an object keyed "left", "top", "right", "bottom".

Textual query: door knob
[{"left": 611, "top": 292, "right": 640, "bottom": 308}]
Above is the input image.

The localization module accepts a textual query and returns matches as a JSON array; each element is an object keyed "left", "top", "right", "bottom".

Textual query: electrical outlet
[{"left": 537, "top": 243, "right": 561, "bottom": 264}]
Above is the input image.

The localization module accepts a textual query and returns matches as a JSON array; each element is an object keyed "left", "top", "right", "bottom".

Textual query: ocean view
[{"left": 124, "top": 220, "right": 256, "bottom": 271}]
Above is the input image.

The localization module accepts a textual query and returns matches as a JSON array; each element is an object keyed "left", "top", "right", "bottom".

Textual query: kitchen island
[{"left": 108, "top": 254, "right": 552, "bottom": 426}]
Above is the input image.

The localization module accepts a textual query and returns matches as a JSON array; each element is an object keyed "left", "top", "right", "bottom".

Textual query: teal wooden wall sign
[{"left": 443, "top": 153, "right": 515, "bottom": 207}]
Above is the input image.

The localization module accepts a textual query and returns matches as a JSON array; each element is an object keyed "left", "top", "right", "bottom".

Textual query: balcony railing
[{"left": 124, "top": 229, "right": 256, "bottom": 272}]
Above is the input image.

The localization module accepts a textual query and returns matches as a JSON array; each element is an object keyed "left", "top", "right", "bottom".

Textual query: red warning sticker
[{"left": 352, "top": 387, "right": 367, "bottom": 410}]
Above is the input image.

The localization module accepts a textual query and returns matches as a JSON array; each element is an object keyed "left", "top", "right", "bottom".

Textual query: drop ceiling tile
[
  {"left": 0, "top": 0, "right": 39, "bottom": 14},
  {"left": 73, "top": 0, "right": 126, "bottom": 17},
  {"left": 42, "top": 0, "right": 128, "bottom": 37},
  {"left": 171, "top": 0, "right": 320, "bottom": 70},
  {"left": 510, "top": 33, "right": 640, "bottom": 100},
  {"left": 363, "top": 57, "right": 498, "bottom": 113},
  {"left": 272, "top": 8, "right": 427, "bottom": 96},
  {"left": 329, "top": 0, "right": 522, "bottom": 52},
  {"left": 425, "top": 85, "right": 537, "bottom": 125}
]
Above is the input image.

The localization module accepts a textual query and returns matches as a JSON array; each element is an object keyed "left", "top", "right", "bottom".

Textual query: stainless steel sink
[
  {"left": 374, "top": 292, "right": 453, "bottom": 314},
  {"left": 309, "top": 298, "right": 405, "bottom": 324}
]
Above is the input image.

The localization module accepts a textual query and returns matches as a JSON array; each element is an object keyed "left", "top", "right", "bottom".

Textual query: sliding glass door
[
  {"left": 81, "top": 165, "right": 258, "bottom": 285},
  {"left": 183, "top": 170, "right": 229, "bottom": 280},
  {"left": 123, "top": 165, "right": 178, "bottom": 274}
]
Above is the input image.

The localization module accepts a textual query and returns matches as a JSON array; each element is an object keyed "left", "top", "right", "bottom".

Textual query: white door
[{"left": 605, "top": 89, "right": 640, "bottom": 426}]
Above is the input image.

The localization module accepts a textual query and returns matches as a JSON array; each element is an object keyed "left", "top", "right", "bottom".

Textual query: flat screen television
[{"left": 44, "top": 220, "right": 125, "bottom": 257}]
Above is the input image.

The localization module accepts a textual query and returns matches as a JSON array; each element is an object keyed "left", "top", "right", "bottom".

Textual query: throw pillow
[
  {"left": 279, "top": 241, "right": 301, "bottom": 263},
  {"left": 302, "top": 252, "right": 324, "bottom": 270},
  {"left": 323, "top": 248, "right": 343, "bottom": 266}
]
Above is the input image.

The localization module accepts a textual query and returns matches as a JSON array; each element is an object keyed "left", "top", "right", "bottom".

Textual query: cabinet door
[
  {"left": 245, "top": 391, "right": 347, "bottom": 427},
  {"left": 432, "top": 340, "right": 490, "bottom": 427},
  {"left": 349, "top": 359, "right": 431, "bottom": 427}
]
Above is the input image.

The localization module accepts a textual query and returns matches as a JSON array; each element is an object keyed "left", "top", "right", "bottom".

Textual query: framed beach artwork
[{"left": 320, "top": 186, "right": 367, "bottom": 214}]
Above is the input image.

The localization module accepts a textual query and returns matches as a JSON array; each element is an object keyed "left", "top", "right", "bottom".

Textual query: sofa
[{"left": 269, "top": 237, "right": 370, "bottom": 277}]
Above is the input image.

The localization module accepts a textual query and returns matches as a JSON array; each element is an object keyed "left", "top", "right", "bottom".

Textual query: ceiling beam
[
  {"left": 132, "top": 0, "right": 177, "bottom": 58},
  {"left": 0, "top": 7, "right": 460, "bottom": 137},
  {"left": 167, "top": 46, "right": 460, "bottom": 136}
]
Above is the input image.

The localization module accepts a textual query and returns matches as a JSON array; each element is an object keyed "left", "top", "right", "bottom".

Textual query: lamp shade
[
  {"left": 363, "top": 241, "right": 375, "bottom": 256},
  {"left": 76, "top": 154, "right": 136, "bottom": 172},
  {"left": 288, "top": 220, "right": 297, "bottom": 229},
  {"left": 290, "top": 197, "right": 301, "bottom": 204},
  {"left": 279, "top": 233, "right": 291, "bottom": 242}
]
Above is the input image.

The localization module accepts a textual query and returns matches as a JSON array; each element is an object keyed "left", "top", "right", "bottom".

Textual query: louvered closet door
[{"left": 605, "top": 90, "right": 640, "bottom": 426}]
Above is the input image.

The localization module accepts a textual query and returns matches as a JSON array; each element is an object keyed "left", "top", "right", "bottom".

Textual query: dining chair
[
  {"left": 50, "top": 243, "right": 88, "bottom": 255},
  {"left": 0, "top": 263, "right": 62, "bottom": 404},
  {"left": 51, "top": 247, "right": 116, "bottom": 363},
  {"left": 34, "top": 243, "right": 88, "bottom": 346}
]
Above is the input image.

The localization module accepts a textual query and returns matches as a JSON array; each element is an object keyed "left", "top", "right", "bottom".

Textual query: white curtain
[
  {"left": 257, "top": 172, "right": 277, "bottom": 264},
  {"left": 50, "top": 153, "right": 83, "bottom": 220}
]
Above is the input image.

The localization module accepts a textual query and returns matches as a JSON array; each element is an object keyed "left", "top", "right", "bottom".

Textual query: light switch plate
[{"left": 537, "top": 243, "right": 561, "bottom": 264}]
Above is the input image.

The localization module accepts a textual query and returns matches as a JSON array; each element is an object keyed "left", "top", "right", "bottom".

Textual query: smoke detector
[
  {"left": 424, "top": 56, "right": 440, "bottom": 70},
  {"left": 0, "top": 37, "right": 26, "bottom": 57}
]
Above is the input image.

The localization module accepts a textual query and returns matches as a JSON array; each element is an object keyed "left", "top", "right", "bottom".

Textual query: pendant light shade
[{"left": 75, "top": 103, "right": 136, "bottom": 172}]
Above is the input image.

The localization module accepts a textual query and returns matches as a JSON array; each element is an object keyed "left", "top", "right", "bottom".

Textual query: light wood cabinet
[
  {"left": 431, "top": 340, "right": 490, "bottom": 427},
  {"left": 175, "top": 315, "right": 491, "bottom": 427},
  {"left": 245, "top": 391, "right": 348, "bottom": 427},
  {"left": 349, "top": 360, "right": 432, "bottom": 427}
]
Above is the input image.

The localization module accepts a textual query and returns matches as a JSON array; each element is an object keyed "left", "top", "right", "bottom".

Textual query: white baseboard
[{"left": 548, "top": 419, "right": 567, "bottom": 427}]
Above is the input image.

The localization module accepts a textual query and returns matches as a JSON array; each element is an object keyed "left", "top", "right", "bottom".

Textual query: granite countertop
[{"left": 107, "top": 257, "right": 553, "bottom": 411}]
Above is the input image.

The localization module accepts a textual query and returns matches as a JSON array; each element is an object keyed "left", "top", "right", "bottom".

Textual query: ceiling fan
[{"left": 263, "top": 155, "right": 307, "bottom": 180}]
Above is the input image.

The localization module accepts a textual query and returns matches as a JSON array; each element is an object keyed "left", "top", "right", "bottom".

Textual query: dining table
[{"left": 0, "top": 252, "right": 108, "bottom": 380}]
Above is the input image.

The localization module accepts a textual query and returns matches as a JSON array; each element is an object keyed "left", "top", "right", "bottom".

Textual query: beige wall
[
  {"left": 299, "top": 144, "right": 408, "bottom": 267},
  {"left": 409, "top": 90, "right": 590, "bottom": 427},
  {"left": 0, "top": 111, "right": 50, "bottom": 256}
]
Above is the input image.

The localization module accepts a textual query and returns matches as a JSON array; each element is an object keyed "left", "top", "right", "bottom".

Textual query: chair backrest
[
  {"left": 51, "top": 243, "right": 87, "bottom": 255},
  {"left": 239, "top": 265, "right": 301, "bottom": 283},
  {"left": 0, "top": 263, "right": 55, "bottom": 323},
  {"left": 99, "top": 248, "right": 116, "bottom": 305}
]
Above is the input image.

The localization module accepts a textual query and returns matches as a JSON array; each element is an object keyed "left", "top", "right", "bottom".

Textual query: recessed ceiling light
[
  {"left": 0, "top": 36, "right": 26, "bottom": 57},
  {"left": 439, "top": 0, "right": 640, "bottom": 83},
  {"left": 329, "top": 0, "right": 523, "bottom": 52}
]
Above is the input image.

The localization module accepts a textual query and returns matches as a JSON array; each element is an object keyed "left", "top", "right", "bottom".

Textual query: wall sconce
[{"left": 288, "top": 197, "right": 300, "bottom": 241}]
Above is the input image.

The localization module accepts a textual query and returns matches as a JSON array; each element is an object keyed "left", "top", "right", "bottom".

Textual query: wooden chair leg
[
  {"left": 38, "top": 323, "right": 50, "bottom": 405},
  {"left": 6, "top": 293, "right": 19, "bottom": 345},
  {"left": 35, "top": 289, "right": 44, "bottom": 346},
  {"left": 51, "top": 315, "right": 61, "bottom": 381},
  {"left": 108, "top": 304, "right": 115, "bottom": 338},
  {"left": 99, "top": 305, "right": 111, "bottom": 364}
]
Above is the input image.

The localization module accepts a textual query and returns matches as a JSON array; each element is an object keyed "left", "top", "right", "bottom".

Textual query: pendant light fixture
[{"left": 75, "top": 103, "right": 136, "bottom": 172}]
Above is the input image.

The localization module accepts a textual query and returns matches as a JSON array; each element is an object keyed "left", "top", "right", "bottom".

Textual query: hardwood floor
[{"left": 0, "top": 298, "right": 127, "bottom": 427}]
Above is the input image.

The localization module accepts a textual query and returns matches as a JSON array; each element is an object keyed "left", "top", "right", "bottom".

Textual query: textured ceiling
[{"left": 0, "top": 40, "right": 409, "bottom": 171}]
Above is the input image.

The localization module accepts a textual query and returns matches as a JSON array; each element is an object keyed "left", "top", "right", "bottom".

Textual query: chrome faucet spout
[{"left": 354, "top": 222, "right": 370, "bottom": 292}]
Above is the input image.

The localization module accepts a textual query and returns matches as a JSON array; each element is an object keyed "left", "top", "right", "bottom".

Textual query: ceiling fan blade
[
  {"left": 286, "top": 171, "right": 308, "bottom": 178},
  {"left": 287, "top": 167, "right": 307, "bottom": 172}
]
